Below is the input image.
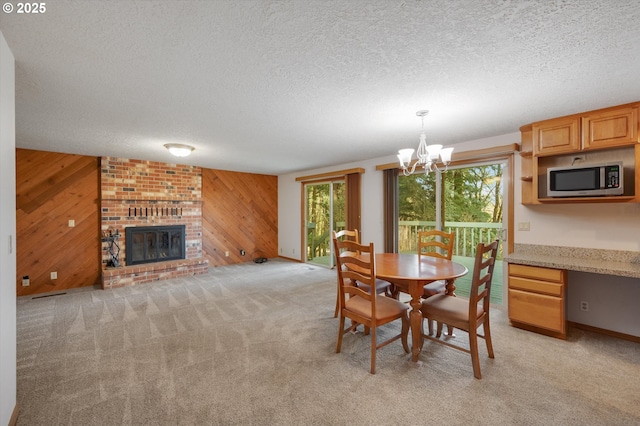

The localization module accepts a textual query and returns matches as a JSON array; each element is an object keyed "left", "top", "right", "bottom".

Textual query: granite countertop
[{"left": 504, "top": 244, "right": 640, "bottom": 279}]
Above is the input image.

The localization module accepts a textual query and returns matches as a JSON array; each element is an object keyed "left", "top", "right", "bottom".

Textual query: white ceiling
[{"left": 1, "top": 0, "right": 640, "bottom": 175}]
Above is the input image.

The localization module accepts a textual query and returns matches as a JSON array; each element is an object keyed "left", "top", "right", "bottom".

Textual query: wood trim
[
  {"left": 299, "top": 181, "right": 305, "bottom": 262},
  {"left": 506, "top": 153, "right": 514, "bottom": 254},
  {"left": 510, "top": 320, "right": 567, "bottom": 340},
  {"left": 635, "top": 144, "right": 640, "bottom": 203},
  {"left": 568, "top": 321, "right": 640, "bottom": 344},
  {"left": 9, "top": 404, "right": 19, "bottom": 426},
  {"left": 449, "top": 143, "right": 520, "bottom": 163},
  {"left": 295, "top": 167, "right": 365, "bottom": 182},
  {"left": 299, "top": 169, "right": 362, "bottom": 262},
  {"left": 277, "top": 255, "right": 303, "bottom": 263},
  {"left": 375, "top": 143, "right": 520, "bottom": 171}
]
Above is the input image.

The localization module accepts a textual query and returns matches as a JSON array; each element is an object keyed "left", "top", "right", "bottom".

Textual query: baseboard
[
  {"left": 510, "top": 320, "right": 566, "bottom": 340},
  {"left": 9, "top": 404, "right": 19, "bottom": 426},
  {"left": 277, "top": 255, "right": 302, "bottom": 263},
  {"left": 568, "top": 321, "right": 640, "bottom": 343}
]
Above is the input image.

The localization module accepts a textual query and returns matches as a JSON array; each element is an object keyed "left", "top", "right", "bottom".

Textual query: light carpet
[{"left": 15, "top": 259, "right": 640, "bottom": 425}]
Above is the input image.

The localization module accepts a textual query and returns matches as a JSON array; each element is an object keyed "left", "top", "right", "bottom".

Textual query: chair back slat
[
  {"left": 418, "top": 230, "right": 455, "bottom": 260},
  {"left": 334, "top": 229, "right": 359, "bottom": 244}
]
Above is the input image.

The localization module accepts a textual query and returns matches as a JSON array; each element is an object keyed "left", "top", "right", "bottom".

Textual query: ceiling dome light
[{"left": 164, "top": 143, "right": 195, "bottom": 157}]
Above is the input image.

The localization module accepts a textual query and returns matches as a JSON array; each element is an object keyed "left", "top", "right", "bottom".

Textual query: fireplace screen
[{"left": 125, "top": 225, "right": 186, "bottom": 265}]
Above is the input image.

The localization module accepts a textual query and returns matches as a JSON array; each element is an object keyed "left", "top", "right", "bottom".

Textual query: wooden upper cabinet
[
  {"left": 532, "top": 116, "right": 580, "bottom": 156},
  {"left": 582, "top": 106, "right": 638, "bottom": 150},
  {"left": 519, "top": 125, "right": 538, "bottom": 205},
  {"left": 521, "top": 101, "right": 640, "bottom": 204}
]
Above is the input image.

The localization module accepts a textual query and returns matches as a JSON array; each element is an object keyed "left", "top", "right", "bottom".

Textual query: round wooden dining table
[{"left": 375, "top": 253, "right": 468, "bottom": 362}]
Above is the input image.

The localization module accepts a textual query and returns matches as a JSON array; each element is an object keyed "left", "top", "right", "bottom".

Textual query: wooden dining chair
[
  {"left": 332, "top": 230, "right": 392, "bottom": 317},
  {"left": 333, "top": 237, "right": 409, "bottom": 374},
  {"left": 420, "top": 240, "right": 499, "bottom": 379},
  {"left": 417, "top": 230, "right": 455, "bottom": 335},
  {"left": 417, "top": 229, "right": 455, "bottom": 297}
]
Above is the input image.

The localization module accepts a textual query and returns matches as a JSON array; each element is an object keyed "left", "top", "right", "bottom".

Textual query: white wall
[
  {"left": 0, "top": 30, "right": 17, "bottom": 425},
  {"left": 567, "top": 272, "right": 640, "bottom": 335}
]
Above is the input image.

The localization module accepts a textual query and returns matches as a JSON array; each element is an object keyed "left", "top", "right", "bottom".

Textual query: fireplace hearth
[{"left": 125, "top": 225, "right": 186, "bottom": 266}]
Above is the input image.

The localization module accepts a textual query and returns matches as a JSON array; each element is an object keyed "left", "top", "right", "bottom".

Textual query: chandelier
[{"left": 397, "top": 110, "right": 454, "bottom": 176}]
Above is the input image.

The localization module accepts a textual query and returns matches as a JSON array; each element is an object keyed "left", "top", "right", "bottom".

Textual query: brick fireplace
[{"left": 100, "top": 157, "right": 208, "bottom": 288}]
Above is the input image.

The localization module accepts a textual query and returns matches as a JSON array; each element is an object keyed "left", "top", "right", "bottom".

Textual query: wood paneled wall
[
  {"left": 16, "top": 149, "right": 279, "bottom": 295},
  {"left": 16, "top": 149, "right": 101, "bottom": 296},
  {"left": 202, "top": 169, "right": 278, "bottom": 266}
]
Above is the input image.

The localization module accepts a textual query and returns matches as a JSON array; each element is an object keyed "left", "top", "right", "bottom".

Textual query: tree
[
  {"left": 398, "top": 172, "right": 436, "bottom": 221},
  {"left": 399, "top": 164, "right": 503, "bottom": 224}
]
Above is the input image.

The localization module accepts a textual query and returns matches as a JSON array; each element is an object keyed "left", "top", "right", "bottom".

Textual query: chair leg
[
  {"left": 435, "top": 321, "right": 443, "bottom": 338},
  {"left": 370, "top": 326, "right": 377, "bottom": 374},
  {"left": 428, "top": 319, "right": 434, "bottom": 336},
  {"left": 469, "top": 328, "right": 481, "bottom": 379},
  {"left": 434, "top": 322, "right": 454, "bottom": 337},
  {"left": 336, "top": 316, "right": 345, "bottom": 353},
  {"left": 386, "top": 284, "right": 399, "bottom": 299},
  {"left": 484, "top": 319, "right": 495, "bottom": 359},
  {"left": 401, "top": 313, "right": 410, "bottom": 353},
  {"left": 334, "top": 293, "right": 339, "bottom": 318}
]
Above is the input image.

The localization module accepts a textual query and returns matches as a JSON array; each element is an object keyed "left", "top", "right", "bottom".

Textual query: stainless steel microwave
[{"left": 547, "top": 162, "right": 624, "bottom": 197}]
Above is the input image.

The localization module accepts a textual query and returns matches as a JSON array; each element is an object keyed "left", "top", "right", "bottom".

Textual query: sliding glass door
[
  {"left": 398, "top": 161, "right": 507, "bottom": 304},
  {"left": 305, "top": 180, "right": 345, "bottom": 267}
]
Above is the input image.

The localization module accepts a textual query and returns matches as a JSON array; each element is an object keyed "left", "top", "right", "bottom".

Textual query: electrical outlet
[
  {"left": 225, "top": 251, "right": 229, "bottom": 257},
  {"left": 518, "top": 222, "right": 530, "bottom": 231},
  {"left": 572, "top": 155, "right": 586, "bottom": 164},
  {"left": 580, "top": 301, "right": 589, "bottom": 312},
  {"left": 68, "top": 219, "right": 75, "bottom": 227},
  {"left": 50, "top": 271, "right": 58, "bottom": 280},
  {"left": 22, "top": 276, "right": 30, "bottom": 286}
]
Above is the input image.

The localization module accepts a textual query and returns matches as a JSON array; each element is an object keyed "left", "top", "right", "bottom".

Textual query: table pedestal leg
[{"left": 445, "top": 278, "right": 456, "bottom": 295}]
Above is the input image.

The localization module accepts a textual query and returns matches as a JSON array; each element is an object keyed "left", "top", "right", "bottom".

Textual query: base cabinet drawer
[
  {"left": 509, "top": 276, "right": 563, "bottom": 296},
  {"left": 509, "top": 264, "right": 565, "bottom": 283},
  {"left": 508, "top": 289, "right": 564, "bottom": 333}
]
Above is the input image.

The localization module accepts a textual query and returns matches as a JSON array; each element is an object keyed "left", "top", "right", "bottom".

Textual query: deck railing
[
  {"left": 399, "top": 221, "right": 503, "bottom": 259},
  {"left": 307, "top": 221, "right": 503, "bottom": 260}
]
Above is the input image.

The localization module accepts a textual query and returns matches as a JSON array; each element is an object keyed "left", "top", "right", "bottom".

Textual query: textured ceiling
[{"left": 1, "top": 0, "right": 640, "bottom": 175}]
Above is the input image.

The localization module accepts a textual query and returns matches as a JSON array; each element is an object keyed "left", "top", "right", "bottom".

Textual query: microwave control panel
[{"left": 605, "top": 166, "right": 620, "bottom": 189}]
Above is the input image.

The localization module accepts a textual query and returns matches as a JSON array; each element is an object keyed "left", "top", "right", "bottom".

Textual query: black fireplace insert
[{"left": 125, "top": 225, "right": 186, "bottom": 265}]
